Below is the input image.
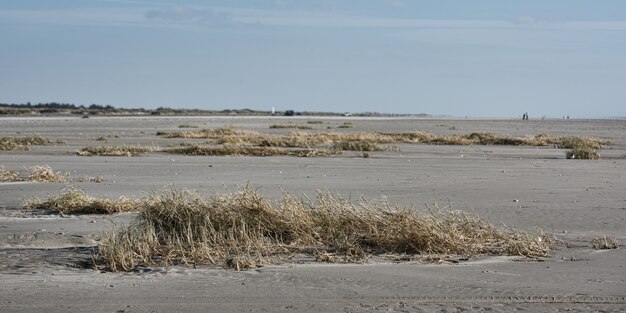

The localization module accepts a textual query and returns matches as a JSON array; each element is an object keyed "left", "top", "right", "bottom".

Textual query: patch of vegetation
[
  {"left": 0, "top": 165, "right": 103, "bottom": 183},
  {"left": 269, "top": 124, "right": 313, "bottom": 130},
  {"left": 564, "top": 137, "right": 603, "bottom": 160},
  {"left": 178, "top": 124, "right": 199, "bottom": 128},
  {"left": 27, "top": 165, "right": 71, "bottom": 182},
  {"left": 166, "top": 144, "right": 335, "bottom": 157},
  {"left": 78, "top": 145, "right": 158, "bottom": 156},
  {"left": 332, "top": 141, "right": 384, "bottom": 152},
  {"left": 337, "top": 122, "right": 354, "bottom": 129},
  {"left": 591, "top": 236, "right": 620, "bottom": 250},
  {"left": 0, "top": 166, "right": 19, "bottom": 182},
  {"left": 155, "top": 127, "right": 611, "bottom": 159},
  {"left": 95, "top": 187, "right": 550, "bottom": 271},
  {"left": 23, "top": 188, "right": 140, "bottom": 214},
  {"left": 306, "top": 121, "right": 324, "bottom": 124},
  {"left": 0, "top": 136, "right": 51, "bottom": 151}
]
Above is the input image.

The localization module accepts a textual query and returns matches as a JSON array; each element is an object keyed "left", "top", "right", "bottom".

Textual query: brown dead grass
[
  {"left": 564, "top": 137, "right": 603, "bottom": 160},
  {"left": 159, "top": 127, "right": 608, "bottom": 148},
  {"left": 331, "top": 141, "right": 384, "bottom": 152},
  {"left": 27, "top": 165, "right": 71, "bottom": 182},
  {"left": 95, "top": 187, "right": 550, "bottom": 272},
  {"left": 0, "top": 136, "right": 51, "bottom": 151},
  {"left": 23, "top": 188, "right": 141, "bottom": 214},
  {"left": 158, "top": 127, "right": 259, "bottom": 139},
  {"left": 155, "top": 127, "right": 611, "bottom": 159},
  {"left": 166, "top": 144, "right": 335, "bottom": 157},
  {"left": 591, "top": 236, "right": 620, "bottom": 249},
  {"left": 0, "top": 165, "right": 102, "bottom": 183},
  {"left": 0, "top": 166, "right": 19, "bottom": 182},
  {"left": 270, "top": 124, "right": 313, "bottom": 130},
  {"left": 78, "top": 145, "right": 158, "bottom": 156}
]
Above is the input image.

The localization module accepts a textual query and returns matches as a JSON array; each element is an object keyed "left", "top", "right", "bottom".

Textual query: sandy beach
[{"left": 1, "top": 116, "right": 624, "bottom": 312}]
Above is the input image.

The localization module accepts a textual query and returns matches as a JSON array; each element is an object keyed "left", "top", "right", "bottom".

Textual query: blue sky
[{"left": 1, "top": 0, "right": 625, "bottom": 117}]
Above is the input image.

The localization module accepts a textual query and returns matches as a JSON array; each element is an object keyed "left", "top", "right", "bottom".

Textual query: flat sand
[{"left": 1, "top": 116, "right": 625, "bottom": 312}]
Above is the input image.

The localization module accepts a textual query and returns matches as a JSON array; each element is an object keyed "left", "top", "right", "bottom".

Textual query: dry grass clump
[
  {"left": 306, "top": 120, "right": 324, "bottom": 124},
  {"left": 178, "top": 124, "right": 199, "bottom": 128},
  {"left": 23, "top": 188, "right": 141, "bottom": 214},
  {"left": 0, "top": 166, "right": 19, "bottom": 182},
  {"left": 564, "top": 137, "right": 604, "bottom": 160},
  {"left": 0, "top": 136, "right": 51, "bottom": 151},
  {"left": 95, "top": 187, "right": 550, "bottom": 272},
  {"left": 0, "top": 165, "right": 102, "bottom": 183},
  {"left": 166, "top": 144, "right": 334, "bottom": 157},
  {"left": 158, "top": 127, "right": 259, "bottom": 139},
  {"left": 591, "top": 236, "right": 619, "bottom": 250},
  {"left": 27, "top": 165, "right": 71, "bottom": 182},
  {"left": 270, "top": 124, "right": 313, "bottom": 130},
  {"left": 78, "top": 145, "right": 158, "bottom": 156},
  {"left": 337, "top": 122, "right": 354, "bottom": 128},
  {"left": 157, "top": 127, "right": 611, "bottom": 159},
  {"left": 332, "top": 140, "right": 383, "bottom": 152}
]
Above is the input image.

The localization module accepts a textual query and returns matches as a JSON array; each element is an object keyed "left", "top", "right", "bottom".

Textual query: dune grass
[
  {"left": 93, "top": 187, "right": 550, "bottom": 271},
  {"left": 337, "top": 122, "right": 354, "bottom": 129},
  {"left": 27, "top": 165, "right": 71, "bottom": 182},
  {"left": 564, "top": 137, "right": 602, "bottom": 160},
  {"left": 157, "top": 127, "right": 609, "bottom": 149},
  {"left": 165, "top": 144, "right": 335, "bottom": 157},
  {"left": 1, "top": 165, "right": 102, "bottom": 183},
  {"left": 591, "top": 236, "right": 619, "bottom": 249},
  {"left": 178, "top": 124, "right": 199, "bottom": 128},
  {"left": 153, "top": 127, "right": 613, "bottom": 159},
  {"left": 331, "top": 140, "right": 384, "bottom": 152},
  {"left": 0, "top": 166, "right": 19, "bottom": 182},
  {"left": 0, "top": 136, "right": 51, "bottom": 151},
  {"left": 269, "top": 124, "right": 313, "bottom": 130},
  {"left": 23, "top": 188, "right": 140, "bottom": 214},
  {"left": 78, "top": 145, "right": 158, "bottom": 156}
]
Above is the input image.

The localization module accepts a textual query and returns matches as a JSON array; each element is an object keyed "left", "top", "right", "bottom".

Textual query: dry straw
[
  {"left": 591, "top": 236, "right": 619, "bottom": 249},
  {"left": 0, "top": 136, "right": 51, "bottom": 151},
  {"left": 78, "top": 145, "right": 158, "bottom": 156},
  {"left": 91, "top": 187, "right": 550, "bottom": 271},
  {"left": 165, "top": 144, "right": 335, "bottom": 157},
  {"left": 157, "top": 127, "right": 610, "bottom": 150},
  {"left": 23, "top": 188, "right": 141, "bottom": 214},
  {"left": 270, "top": 124, "right": 313, "bottom": 130},
  {"left": 0, "top": 166, "right": 19, "bottom": 182},
  {"left": 0, "top": 165, "right": 101, "bottom": 182}
]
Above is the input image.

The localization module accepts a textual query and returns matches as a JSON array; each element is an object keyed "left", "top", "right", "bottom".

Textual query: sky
[{"left": 1, "top": 0, "right": 625, "bottom": 117}]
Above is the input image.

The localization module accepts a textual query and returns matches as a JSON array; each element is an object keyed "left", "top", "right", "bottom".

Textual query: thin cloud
[{"left": 1, "top": 5, "right": 625, "bottom": 32}]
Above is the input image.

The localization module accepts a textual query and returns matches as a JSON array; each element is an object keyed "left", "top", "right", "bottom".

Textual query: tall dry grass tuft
[
  {"left": 78, "top": 145, "right": 158, "bottom": 156},
  {"left": 95, "top": 187, "right": 550, "bottom": 271},
  {"left": 564, "top": 137, "right": 604, "bottom": 159},
  {"left": 0, "top": 136, "right": 51, "bottom": 151},
  {"left": 0, "top": 166, "right": 19, "bottom": 182},
  {"left": 1, "top": 165, "right": 102, "bottom": 183},
  {"left": 332, "top": 141, "right": 383, "bottom": 152},
  {"left": 158, "top": 127, "right": 259, "bottom": 139},
  {"left": 27, "top": 165, "right": 71, "bottom": 182},
  {"left": 270, "top": 124, "right": 313, "bottom": 130},
  {"left": 591, "top": 236, "right": 619, "bottom": 249},
  {"left": 23, "top": 188, "right": 141, "bottom": 214},
  {"left": 165, "top": 144, "right": 335, "bottom": 157},
  {"left": 156, "top": 127, "right": 611, "bottom": 158}
]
